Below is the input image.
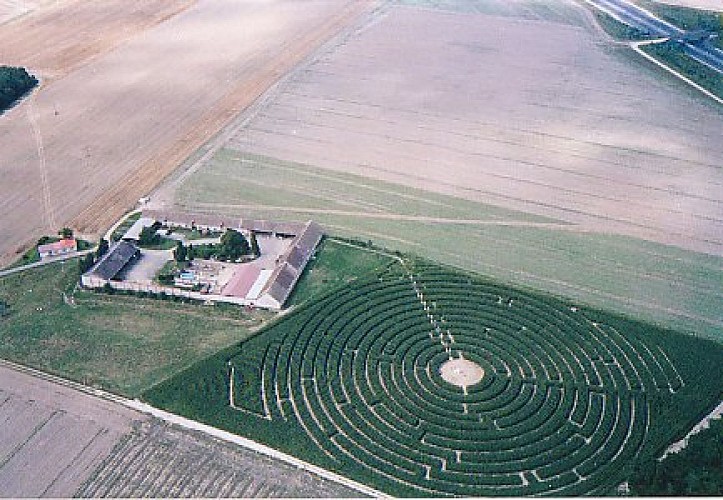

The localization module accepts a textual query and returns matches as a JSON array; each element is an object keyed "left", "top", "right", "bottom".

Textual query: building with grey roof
[
  {"left": 95, "top": 211, "right": 323, "bottom": 310},
  {"left": 255, "top": 220, "right": 324, "bottom": 309},
  {"left": 81, "top": 241, "right": 140, "bottom": 288}
]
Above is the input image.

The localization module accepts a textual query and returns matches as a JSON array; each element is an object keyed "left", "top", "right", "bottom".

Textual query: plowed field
[{"left": 0, "top": 0, "right": 375, "bottom": 267}]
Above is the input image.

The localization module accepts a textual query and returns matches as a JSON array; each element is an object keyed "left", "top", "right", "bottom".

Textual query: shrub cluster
[{"left": 0, "top": 66, "right": 38, "bottom": 112}]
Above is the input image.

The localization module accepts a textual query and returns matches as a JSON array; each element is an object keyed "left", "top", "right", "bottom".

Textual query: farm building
[
  {"left": 37, "top": 239, "right": 77, "bottom": 259},
  {"left": 254, "top": 221, "right": 323, "bottom": 309},
  {"left": 84, "top": 211, "right": 323, "bottom": 310},
  {"left": 143, "top": 210, "right": 304, "bottom": 237},
  {"left": 81, "top": 241, "right": 140, "bottom": 288},
  {"left": 221, "top": 220, "right": 323, "bottom": 309}
]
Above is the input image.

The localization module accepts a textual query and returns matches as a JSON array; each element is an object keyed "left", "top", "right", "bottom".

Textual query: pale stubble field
[
  {"left": 0, "top": 0, "right": 375, "bottom": 267},
  {"left": 160, "top": 1, "right": 723, "bottom": 339}
]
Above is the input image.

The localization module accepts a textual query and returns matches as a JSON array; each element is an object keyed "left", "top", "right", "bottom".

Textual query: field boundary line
[
  {"left": 190, "top": 202, "right": 583, "bottom": 230},
  {"left": 0, "top": 358, "right": 385, "bottom": 498}
]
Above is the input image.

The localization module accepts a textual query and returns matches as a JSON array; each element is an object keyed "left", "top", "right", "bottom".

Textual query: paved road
[
  {"left": 585, "top": 0, "right": 723, "bottom": 74},
  {"left": 0, "top": 249, "right": 94, "bottom": 278}
]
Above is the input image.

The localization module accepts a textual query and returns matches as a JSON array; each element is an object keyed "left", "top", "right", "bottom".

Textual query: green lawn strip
[
  {"left": 141, "top": 256, "right": 723, "bottom": 496},
  {"left": 0, "top": 259, "right": 266, "bottom": 396},
  {"left": 286, "top": 237, "right": 397, "bottom": 307},
  {"left": 640, "top": 41, "right": 723, "bottom": 99},
  {"left": 138, "top": 235, "right": 178, "bottom": 250},
  {"left": 592, "top": 8, "right": 655, "bottom": 40},
  {"left": 633, "top": 0, "right": 722, "bottom": 33},
  {"left": 188, "top": 207, "right": 721, "bottom": 341},
  {"left": 176, "top": 150, "right": 558, "bottom": 224}
]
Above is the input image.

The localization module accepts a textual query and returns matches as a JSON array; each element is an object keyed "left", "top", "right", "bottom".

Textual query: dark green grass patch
[
  {"left": 143, "top": 257, "right": 723, "bottom": 496},
  {"left": 286, "top": 237, "right": 396, "bottom": 307},
  {"left": 641, "top": 41, "right": 723, "bottom": 99},
  {"left": 0, "top": 259, "right": 269, "bottom": 396}
]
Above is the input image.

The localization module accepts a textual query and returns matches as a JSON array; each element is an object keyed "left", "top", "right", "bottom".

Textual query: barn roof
[
  {"left": 259, "top": 220, "right": 324, "bottom": 307},
  {"left": 87, "top": 241, "right": 139, "bottom": 281},
  {"left": 141, "top": 210, "right": 305, "bottom": 235}
]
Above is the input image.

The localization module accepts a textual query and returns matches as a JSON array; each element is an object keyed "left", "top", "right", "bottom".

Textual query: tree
[
  {"left": 138, "top": 226, "right": 158, "bottom": 246},
  {"left": 174, "top": 241, "right": 187, "bottom": 262},
  {"left": 218, "top": 229, "right": 249, "bottom": 261},
  {"left": 79, "top": 253, "right": 95, "bottom": 274},
  {"left": 187, "top": 244, "right": 195, "bottom": 261},
  {"left": 58, "top": 227, "right": 73, "bottom": 239},
  {"left": 249, "top": 231, "right": 260, "bottom": 258},
  {"left": 96, "top": 238, "right": 109, "bottom": 258},
  {"left": 0, "top": 66, "right": 38, "bottom": 112}
]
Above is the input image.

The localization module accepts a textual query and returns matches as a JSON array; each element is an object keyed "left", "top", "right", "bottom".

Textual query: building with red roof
[{"left": 38, "top": 239, "right": 77, "bottom": 259}]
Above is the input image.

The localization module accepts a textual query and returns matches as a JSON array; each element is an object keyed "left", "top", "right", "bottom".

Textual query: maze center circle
[{"left": 439, "top": 357, "right": 484, "bottom": 388}]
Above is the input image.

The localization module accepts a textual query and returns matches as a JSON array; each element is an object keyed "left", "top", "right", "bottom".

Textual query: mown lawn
[
  {"left": 286, "top": 237, "right": 396, "bottom": 307},
  {"left": 0, "top": 238, "right": 395, "bottom": 396},
  {"left": 0, "top": 259, "right": 267, "bottom": 396}
]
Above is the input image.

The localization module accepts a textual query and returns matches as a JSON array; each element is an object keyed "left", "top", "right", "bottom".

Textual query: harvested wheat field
[
  {"left": 0, "top": 0, "right": 375, "bottom": 267},
  {"left": 0, "top": 0, "right": 195, "bottom": 81},
  {"left": 153, "top": 0, "right": 722, "bottom": 339},
  {"left": 225, "top": 3, "right": 723, "bottom": 257},
  {"left": 0, "top": 362, "right": 359, "bottom": 497},
  {"left": 0, "top": 363, "right": 140, "bottom": 497}
]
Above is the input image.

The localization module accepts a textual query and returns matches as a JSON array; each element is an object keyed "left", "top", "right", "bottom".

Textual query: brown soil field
[
  {"left": 78, "top": 420, "right": 360, "bottom": 498},
  {"left": 224, "top": 3, "right": 723, "bottom": 257},
  {"left": 0, "top": 362, "right": 359, "bottom": 497},
  {"left": 0, "top": 363, "right": 139, "bottom": 497},
  {"left": 0, "top": 0, "right": 375, "bottom": 268},
  {"left": 0, "top": 0, "right": 195, "bottom": 81}
]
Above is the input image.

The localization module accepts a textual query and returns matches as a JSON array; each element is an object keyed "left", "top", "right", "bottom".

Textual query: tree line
[{"left": 0, "top": 66, "right": 38, "bottom": 113}]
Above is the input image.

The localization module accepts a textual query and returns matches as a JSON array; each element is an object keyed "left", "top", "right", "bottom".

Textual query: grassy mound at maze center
[{"left": 143, "top": 257, "right": 723, "bottom": 497}]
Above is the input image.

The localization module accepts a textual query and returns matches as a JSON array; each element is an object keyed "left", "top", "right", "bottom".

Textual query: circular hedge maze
[{"left": 230, "top": 260, "right": 684, "bottom": 496}]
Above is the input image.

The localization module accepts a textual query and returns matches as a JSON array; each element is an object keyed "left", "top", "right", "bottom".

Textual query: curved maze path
[{"left": 230, "top": 261, "right": 684, "bottom": 496}]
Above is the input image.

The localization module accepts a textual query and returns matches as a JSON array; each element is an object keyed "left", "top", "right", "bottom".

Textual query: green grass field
[
  {"left": 143, "top": 253, "right": 723, "bottom": 496},
  {"left": 0, "top": 239, "right": 389, "bottom": 396},
  {"left": 173, "top": 152, "right": 723, "bottom": 342},
  {"left": 0, "top": 260, "right": 264, "bottom": 395},
  {"left": 287, "top": 238, "right": 397, "bottom": 307}
]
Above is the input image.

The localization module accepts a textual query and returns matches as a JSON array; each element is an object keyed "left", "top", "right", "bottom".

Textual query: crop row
[{"left": 224, "top": 262, "right": 669, "bottom": 495}]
